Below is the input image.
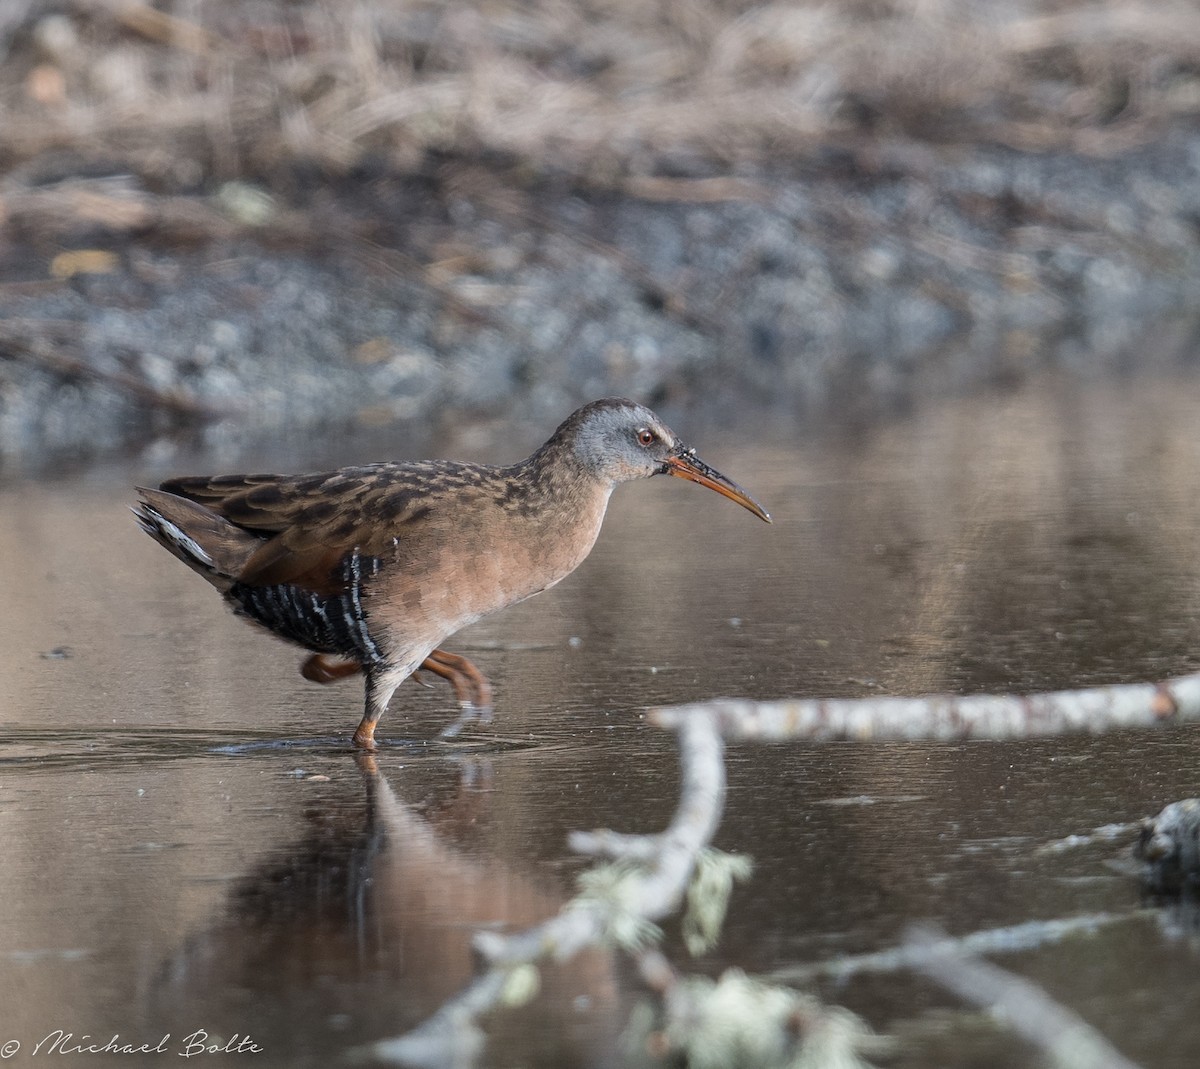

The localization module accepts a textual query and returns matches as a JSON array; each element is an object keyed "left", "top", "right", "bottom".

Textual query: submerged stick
[{"left": 905, "top": 924, "right": 1143, "bottom": 1069}]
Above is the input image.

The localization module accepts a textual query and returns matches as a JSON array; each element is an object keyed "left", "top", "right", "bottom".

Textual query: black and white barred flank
[{"left": 228, "top": 549, "right": 384, "bottom": 666}]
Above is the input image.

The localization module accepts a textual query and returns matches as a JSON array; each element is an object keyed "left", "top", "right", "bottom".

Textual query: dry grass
[{"left": 3, "top": 0, "right": 1200, "bottom": 190}]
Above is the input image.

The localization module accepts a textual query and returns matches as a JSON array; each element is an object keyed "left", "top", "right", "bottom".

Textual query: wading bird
[{"left": 134, "top": 399, "right": 770, "bottom": 746}]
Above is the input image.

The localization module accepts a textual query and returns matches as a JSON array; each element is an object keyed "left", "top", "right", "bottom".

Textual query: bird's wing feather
[{"left": 160, "top": 463, "right": 473, "bottom": 591}]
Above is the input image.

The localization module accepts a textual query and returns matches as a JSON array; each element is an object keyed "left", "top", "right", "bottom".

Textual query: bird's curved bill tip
[{"left": 665, "top": 451, "right": 772, "bottom": 523}]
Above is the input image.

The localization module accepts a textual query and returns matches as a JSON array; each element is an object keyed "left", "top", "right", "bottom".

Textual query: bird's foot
[
  {"left": 438, "top": 701, "right": 494, "bottom": 740},
  {"left": 420, "top": 649, "right": 494, "bottom": 738},
  {"left": 351, "top": 718, "right": 379, "bottom": 750},
  {"left": 421, "top": 649, "right": 493, "bottom": 707}
]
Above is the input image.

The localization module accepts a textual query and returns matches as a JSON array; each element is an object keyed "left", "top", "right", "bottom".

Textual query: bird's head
[{"left": 554, "top": 398, "right": 771, "bottom": 522}]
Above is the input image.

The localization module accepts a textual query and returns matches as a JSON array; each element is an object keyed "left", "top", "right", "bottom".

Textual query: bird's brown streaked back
[{"left": 134, "top": 398, "right": 770, "bottom": 747}]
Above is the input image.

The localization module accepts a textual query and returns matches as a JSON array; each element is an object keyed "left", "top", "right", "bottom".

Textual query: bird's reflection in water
[{"left": 147, "top": 753, "right": 623, "bottom": 1068}]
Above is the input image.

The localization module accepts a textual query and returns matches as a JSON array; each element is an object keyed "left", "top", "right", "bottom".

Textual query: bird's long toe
[
  {"left": 437, "top": 707, "right": 484, "bottom": 740},
  {"left": 421, "top": 649, "right": 494, "bottom": 718}
]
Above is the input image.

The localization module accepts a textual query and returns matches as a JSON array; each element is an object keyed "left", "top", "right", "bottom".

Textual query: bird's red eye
[{"left": 637, "top": 428, "right": 656, "bottom": 447}]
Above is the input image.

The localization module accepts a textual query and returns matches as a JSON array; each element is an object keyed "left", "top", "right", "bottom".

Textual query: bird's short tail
[{"left": 133, "top": 487, "right": 260, "bottom": 593}]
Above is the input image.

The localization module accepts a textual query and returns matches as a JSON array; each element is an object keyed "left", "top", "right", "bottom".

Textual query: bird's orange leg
[
  {"left": 300, "top": 650, "right": 491, "bottom": 707},
  {"left": 303, "top": 650, "right": 493, "bottom": 744},
  {"left": 420, "top": 650, "right": 494, "bottom": 716},
  {"left": 353, "top": 663, "right": 411, "bottom": 749},
  {"left": 301, "top": 653, "right": 361, "bottom": 683},
  {"left": 424, "top": 649, "right": 494, "bottom": 739}
]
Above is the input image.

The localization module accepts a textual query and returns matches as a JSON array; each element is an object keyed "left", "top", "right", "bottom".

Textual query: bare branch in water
[
  {"left": 774, "top": 911, "right": 1136, "bottom": 985},
  {"left": 905, "top": 924, "right": 1144, "bottom": 1069},
  {"left": 366, "top": 667, "right": 1200, "bottom": 1066}
]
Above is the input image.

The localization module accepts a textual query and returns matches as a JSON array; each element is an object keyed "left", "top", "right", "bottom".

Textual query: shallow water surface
[{"left": 2, "top": 372, "right": 1200, "bottom": 1067}]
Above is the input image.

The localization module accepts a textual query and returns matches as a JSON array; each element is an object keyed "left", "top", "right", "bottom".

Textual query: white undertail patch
[{"left": 133, "top": 506, "right": 215, "bottom": 568}]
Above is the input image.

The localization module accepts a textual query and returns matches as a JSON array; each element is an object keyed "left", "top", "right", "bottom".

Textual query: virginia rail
[{"left": 134, "top": 398, "right": 770, "bottom": 746}]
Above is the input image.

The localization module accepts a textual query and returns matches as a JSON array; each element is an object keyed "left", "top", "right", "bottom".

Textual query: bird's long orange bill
[{"left": 664, "top": 449, "right": 772, "bottom": 523}]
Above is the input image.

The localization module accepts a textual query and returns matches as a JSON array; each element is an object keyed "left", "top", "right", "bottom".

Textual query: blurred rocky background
[{"left": 3, "top": 0, "right": 1200, "bottom": 469}]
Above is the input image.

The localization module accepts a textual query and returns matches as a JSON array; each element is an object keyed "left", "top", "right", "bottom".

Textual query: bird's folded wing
[{"left": 160, "top": 465, "right": 448, "bottom": 591}]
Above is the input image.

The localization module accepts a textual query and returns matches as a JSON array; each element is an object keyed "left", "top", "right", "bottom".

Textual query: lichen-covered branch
[
  {"left": 366, "top": 668, "right": 1200, "bottom": 1066},
  {"left": 651, "top": 670, "right": 1200, "bottom": 742},
  {"left": 360, "top": 710, "right": 734, "bottom": 1067},
  {"left": 474, "top": 712, "right": 729, "bottom": 971}
]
